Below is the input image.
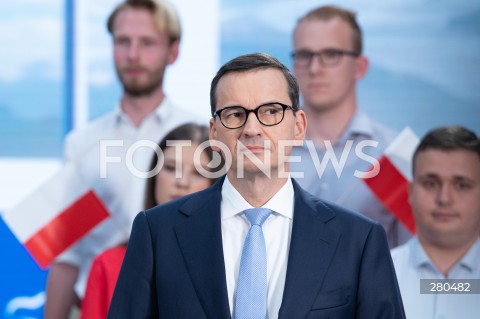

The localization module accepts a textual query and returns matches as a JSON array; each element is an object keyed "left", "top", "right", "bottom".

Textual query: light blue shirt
[
  {"left": 391, "top": 237, "right": 480, "bottom": 319},
  {"left": 290, "top": 110, "right": 410, "bottom": 247}
]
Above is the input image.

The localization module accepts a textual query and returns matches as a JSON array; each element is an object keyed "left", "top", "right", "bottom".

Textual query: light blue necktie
[{"left": 234, "top": 208, "right": 272, "bottom": 319}]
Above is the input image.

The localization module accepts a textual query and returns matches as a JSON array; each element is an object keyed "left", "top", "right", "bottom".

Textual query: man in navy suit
[{"left": 108, "top": 53, "right": 405, "bottom": 318}]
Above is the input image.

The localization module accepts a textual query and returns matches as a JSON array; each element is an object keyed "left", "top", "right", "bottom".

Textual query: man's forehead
[
  {"left": 294, "top": 17, "right": 354, "bottom": 48},
  {"left": 215, "top": 69, "right": 289, "bottom": 105},
  {"left": 414, "top": 149, "right": 480, "bottom": 179},
  {"left": 217, "top": 69, "right": 286, "bottom": 88},
  {"left": 296, "top": 17, "right": 353, "bottom": 35},
  {"left": 113, "top": 8, "right": 161, "bottom": 35}
]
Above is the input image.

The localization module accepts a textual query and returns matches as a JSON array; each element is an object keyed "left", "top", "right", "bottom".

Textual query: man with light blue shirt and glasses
[
  {"left": 289, "top": 5, "right": 411, "bottom": 248},
  {"left": 391, "top": 126, "right": 480, "bottom": 319}
]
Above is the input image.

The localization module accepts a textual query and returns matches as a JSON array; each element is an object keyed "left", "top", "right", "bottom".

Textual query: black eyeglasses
[
  {"left": 213, "top": 102, "right": 295, "bottom": 129},
  {"left": 291, "top": 49, "right": 360, "bottom": 67}
]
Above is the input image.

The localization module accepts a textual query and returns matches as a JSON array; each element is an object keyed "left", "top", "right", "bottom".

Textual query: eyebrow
[
  {"left": 221, "top": 101, "right": 287, "bottom": 109},
  {"left": 418, "top": 173, "right": 475, "bottom": 183}
]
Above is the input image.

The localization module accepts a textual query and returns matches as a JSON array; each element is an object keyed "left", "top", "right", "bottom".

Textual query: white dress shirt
[
  {"left": 221, "top": 176, "right": 294, "bottom": 319},
  {"left": 391, "top": 237, "right": 480, "bottom": 319}
]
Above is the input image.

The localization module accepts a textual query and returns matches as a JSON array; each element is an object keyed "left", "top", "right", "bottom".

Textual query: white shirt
[
  {"left": 57, "top": 97, "right": 206, "bottom": 296},
  {"left": 221, "top": 176, "right": 294, "bottom": 319},
  {"left": 391, "top": 237, "right": 480, "bottom": 319}
]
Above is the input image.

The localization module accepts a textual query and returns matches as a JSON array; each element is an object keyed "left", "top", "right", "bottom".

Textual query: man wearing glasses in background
[
  {"left": 290, "top": 5, "right": 411, "bottom": 248},
  {"left": 108, "top": 53, "right": 405, "bottom": 318}
]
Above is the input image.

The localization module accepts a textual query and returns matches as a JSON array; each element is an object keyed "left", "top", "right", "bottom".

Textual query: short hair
[
  {"left": 143, "top": 123, "right": 215, "bottom": 210},
  {"left": 210, "top": 53, "right": 299, "bottom": 116},
  {"left": 412, "top": 126, "right": 480, "bottom": 174},
  {"left": 107, "top": 0, "right": 181, "bottom": 43},
  {"left": 294, "top": 5, "right": 363, "bottom": 54}
]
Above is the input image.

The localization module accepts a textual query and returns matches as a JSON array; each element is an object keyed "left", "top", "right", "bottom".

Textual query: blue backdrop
[{"left": 0, "top": 215, "right": 47, "bottom": 319}]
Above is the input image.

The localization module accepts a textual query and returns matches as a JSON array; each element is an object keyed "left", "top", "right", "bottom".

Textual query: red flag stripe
[
  {"left": 364, "top": 156, "right": 415, "bottom": 233},
  {"left": 24, "top": 190, "right": 109, "bottom": 269}
]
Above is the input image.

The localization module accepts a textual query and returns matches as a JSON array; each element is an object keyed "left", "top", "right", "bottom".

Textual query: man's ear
[
  {"left": 167, "top": 40, "right": 180, "bottom": 65},
  {"left": 354, "top": 55, "right": 369, "bottom": 81},
  {"left": 209, "top": 118, "right": 220, "bottom": 152},
  {"left": 294, "top": 110, "right": 307, "bottom": 142}
]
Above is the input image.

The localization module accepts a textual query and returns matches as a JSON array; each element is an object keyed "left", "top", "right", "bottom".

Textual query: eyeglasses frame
[
  {"left": 213, "top": 102, "right": 296, "bottom": 129},
  {"left": 291, "top": 48, "right": 360, "bottom": 67}
]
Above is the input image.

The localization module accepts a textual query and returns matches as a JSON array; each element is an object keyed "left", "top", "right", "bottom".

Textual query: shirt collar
[
  {"left": 410, "top": 237, "right": 480, "bottom": 273},
  {"left": 337, "top": 110, "right": 376, "bottom": 144},
  {"left": 221, "top": 176, "right": 294, "bottom": 220},
  {"left": 410, "top": 237, "right": 433, "bottom": 269},
  {"left": 113, "top": 96, "right": 172, "bottom": 125},
  {"left": 457, "top": 238, "right": 480, "bottom": 272}
]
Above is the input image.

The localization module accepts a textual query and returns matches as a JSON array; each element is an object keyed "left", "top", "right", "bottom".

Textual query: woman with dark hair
[
  {"left": 143, "top": 122, "right": 215, "bottom": 210},
  {"left": 81, "top": 123, "right": 215, "bottom": 319}
]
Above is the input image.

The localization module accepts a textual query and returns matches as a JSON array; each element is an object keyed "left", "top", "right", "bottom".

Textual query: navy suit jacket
[{"left": 108, "top": 177, "right": 405, "bottom": 318}]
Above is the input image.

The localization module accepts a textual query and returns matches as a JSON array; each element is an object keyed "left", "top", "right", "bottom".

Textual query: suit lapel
[
  {"left": 278, "top": 181, "right": 340, "bottom": 319},
  {"left": 173, "top": 178, "right": 340, "bottom": 319},
  {"left": 174, "top": 178, "right": 231, "bottom": 319}
]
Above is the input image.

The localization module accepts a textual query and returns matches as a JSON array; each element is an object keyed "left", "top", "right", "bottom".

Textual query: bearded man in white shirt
[{"left": 44, "top": 1, "right": 201, "bottom": 318}]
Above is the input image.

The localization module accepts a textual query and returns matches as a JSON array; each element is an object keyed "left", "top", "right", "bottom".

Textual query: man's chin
[
  {"left": 123, "top": 83, "right": 157, "bottom": 97},
  {"left": 234, "top": 163, "right": 275, "bottom": 178}
]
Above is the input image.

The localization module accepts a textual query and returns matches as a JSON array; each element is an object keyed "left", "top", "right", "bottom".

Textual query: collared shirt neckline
[
  {"left": 221, "top": 176, "right": 294, "bottom": 220},
  {"left": 410, "top": 237, "right": 434, "bottom": 269},
  {"left": 457, "top": 238, "right": 480, "bottom": 272},
  {"left": 336, "top": 109, "right": 376, "bottom": 144},
  {"left": 410, "top": 237, "right": 480, "bottom": 274},
  {"left": 113, "top": 96, "right": 172, "bottom": 126},
  {"left": 302, "top": 109, "right": 376, "bottom": 148}
]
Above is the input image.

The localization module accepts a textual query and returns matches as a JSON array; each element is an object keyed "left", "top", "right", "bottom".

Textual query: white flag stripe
[
  {"left": 384, "top": 127, "right": 419, "bottom": 181},
  {"left": 3, "top": 163, "right": 89, "bottom": 242}
]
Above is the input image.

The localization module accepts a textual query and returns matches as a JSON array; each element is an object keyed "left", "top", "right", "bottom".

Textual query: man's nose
[
  {"left": 308, "top": 54, "right": 327, "bottom": 73},
  {"left": 127, "top": 42, "right": 140, "bottom": 60},
  {"left": 436, "top": 184, "right": 453, "bottom": 206},
  {"left": 242, "top": 112, "right": 262, "bottom": 137}
]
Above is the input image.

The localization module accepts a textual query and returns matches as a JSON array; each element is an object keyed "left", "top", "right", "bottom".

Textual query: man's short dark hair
[
  {"left": 210, "top": 53, "right": 299, "bottom": 116},
  {"left": 412, "top": 126, "right": 480, "bottom": 174}
]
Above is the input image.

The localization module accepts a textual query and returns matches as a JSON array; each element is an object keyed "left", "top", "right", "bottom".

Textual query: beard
[{"left": 117, "top": 64, "right": 165, "bottom": 97}]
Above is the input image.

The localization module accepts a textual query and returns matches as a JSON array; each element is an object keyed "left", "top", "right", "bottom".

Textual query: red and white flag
[
  {"left": 363, "top": 127, "right": 419, "bottom": 233},
  {"left": 2, "top": 163, "right": 109, "bottom": 269}
]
